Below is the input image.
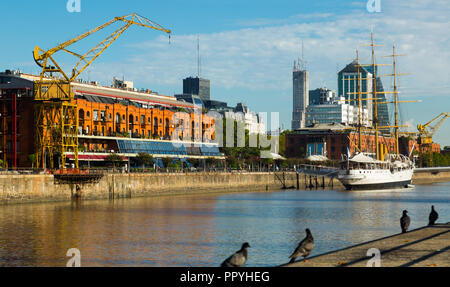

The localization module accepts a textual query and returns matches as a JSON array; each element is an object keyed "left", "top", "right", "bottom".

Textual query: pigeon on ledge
[
  {"left": 221, "top": 242, "right": 250, "bottom": 267},
  {"left": 400, "top": 210, "right": 411, "bottom": 233},
  {"left": 289, "top": 228, "right": 314, "bottom": 263},
  {"left": 428, "top": 205, "right": 438, "bottom": 226}
]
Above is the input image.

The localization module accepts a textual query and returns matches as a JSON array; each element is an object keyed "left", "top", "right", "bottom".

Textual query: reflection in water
[{"left": 0, "top": 183, "right": 449, "bottom": 267}]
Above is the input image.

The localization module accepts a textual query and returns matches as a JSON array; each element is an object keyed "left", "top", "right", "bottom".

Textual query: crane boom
[
  {"left": 33, "top": 13, "right": 171, "bottom": 84},
  {"left": 33, "top": 13, "right": 171, "bottom": 170},
  {"left": 417, "top": 113, "right": 449, "bottom": 136},
  {"left": 428, "top": 113, "right": 449, "bottom": 136},
  {"left": 416, "top": 112, "right": 449, "bottom": 167}
]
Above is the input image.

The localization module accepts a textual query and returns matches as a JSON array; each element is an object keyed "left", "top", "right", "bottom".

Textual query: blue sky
[{"left": 1, "top": 0, "right": 449, "bottom": 146}]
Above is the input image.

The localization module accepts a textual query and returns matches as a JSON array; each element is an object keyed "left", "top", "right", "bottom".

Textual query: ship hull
[
  {"left": 342, "top": 179, "right": 411, "bottom": 190},
  {"left": 338, "top": 168, "right": 413, "bottom": 191}
]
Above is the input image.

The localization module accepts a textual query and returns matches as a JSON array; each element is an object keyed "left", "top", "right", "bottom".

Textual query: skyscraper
[
  {"left": 183, "top": 77, "right": 210, "bottom": 102},
  {"left": 292, "top": 62, "right": 309, "bottom": 130},
  {"left": 365, "top": 66, "right": 390, "bottom": 130},
  {"left": 337, "top": 61, "right": 373, "bottom": 124}
]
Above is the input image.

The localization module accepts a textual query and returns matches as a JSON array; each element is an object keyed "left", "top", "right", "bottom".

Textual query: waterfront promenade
[
  {"left": 1, "top": 167, "right": 450, "bottom": 205},
  {"left": 283, "top": 223, "right": 450, "bottom": 267}
]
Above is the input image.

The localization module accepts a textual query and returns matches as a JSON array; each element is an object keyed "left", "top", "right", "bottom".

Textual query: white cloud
[
  {"left": 72, "top": 0, "right": 450, "bottom": 144},
  {"left": 86, "top": 0, "right": 449, "bottom": 102},
  {"left": 403, "top": 118, "right": 416, "bottom": 133}
]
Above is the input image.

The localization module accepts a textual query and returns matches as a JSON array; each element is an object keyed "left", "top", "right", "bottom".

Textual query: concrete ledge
[
  {"left": 282, "top": 223, "right": 450, "bottom": 267},
  {"left": 0, "top": 172, "right": 304, "bottom": 205}
]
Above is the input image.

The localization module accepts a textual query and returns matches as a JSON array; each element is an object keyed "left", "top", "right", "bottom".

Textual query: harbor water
[{"left": 0, "top": 182, "right": 449, "bottom": 267}]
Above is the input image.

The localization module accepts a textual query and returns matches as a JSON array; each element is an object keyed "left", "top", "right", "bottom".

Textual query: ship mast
[
  {"left": 370, "top": 32, "right": 380, "bottom": 160},
  {"left": 383, "top": 45, "right": 410, "bottom": 158},
  {"left": 392, "top": 45, "right": 399, "bottom": 157},
  {"left": 356, "top": 49, "right": 362, "bottom": 151}
]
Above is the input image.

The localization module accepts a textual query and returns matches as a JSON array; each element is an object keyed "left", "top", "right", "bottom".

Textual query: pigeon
[
  {"left": 220, "top": 242, "right": 250, "bottom": 267},
  {"left": 428, "top": 205, "right": 439, "bottom": 226},
  {"left": 289, "top": 228, "right": 314, "bottom": 263},
  {"left": 400, "top": 210, "right": 410, "bottom": 233}
]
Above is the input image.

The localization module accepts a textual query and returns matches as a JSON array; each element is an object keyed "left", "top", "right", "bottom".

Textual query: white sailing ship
[
  {"left": 337, "top": 34, "right": 415, "bottom": 190},
  {"left": 338, "top": 153, "right": 413, "bottom": 190}
]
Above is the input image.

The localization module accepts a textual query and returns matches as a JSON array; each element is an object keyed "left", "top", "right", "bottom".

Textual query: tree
[
  {"left": 106, "top": 153, "right": 123, "bottom": 168},
  {"left": 28, "top": 154, "right": 37, "bottom": 169},
  {"left": 220, "top": 118, "right": 263, "bottom": 168},
  {"left": 278, "top": 130, "right": 292, "bottom": 157},
  {"left": 135, "top": 152, "right": 153, "bottom": 168},
  {"left": 161, "top": 157, "right": 172, "bottom": 169}
]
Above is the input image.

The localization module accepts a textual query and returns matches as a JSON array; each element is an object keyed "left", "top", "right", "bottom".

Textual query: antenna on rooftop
[{"left": 298, "top": 40, "right": 307, "bottom": 70}]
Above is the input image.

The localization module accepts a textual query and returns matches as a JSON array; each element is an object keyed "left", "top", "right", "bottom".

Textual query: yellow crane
[
  {"left": 33, "top": 13, "right": 171, "bottom": 170},
  {"left": 417, "top": 112, "right": 449, "bottom": 166}
]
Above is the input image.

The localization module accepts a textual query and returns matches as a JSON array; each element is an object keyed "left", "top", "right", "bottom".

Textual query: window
[
  {"left": 86, "top": 111, "right": 90, "bottom": 118},
  {"left": 93, "top": 110, "right": 99, "bottom": 121}
]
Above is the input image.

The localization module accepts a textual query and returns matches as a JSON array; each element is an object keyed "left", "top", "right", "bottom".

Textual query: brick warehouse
[
  {"left": 0, "top": 70, "right": 222, "bottom": 169},
  {"left": 285, "top": 123, "right": 440, "bottom": 160}
]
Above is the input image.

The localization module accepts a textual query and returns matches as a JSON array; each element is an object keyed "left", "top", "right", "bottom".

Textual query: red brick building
[
  {"left": 0, "top": 70, "right": 221, "bottom": 169},
  {"left": 285, "top": 123, "right": 440, "bottom": 160}
]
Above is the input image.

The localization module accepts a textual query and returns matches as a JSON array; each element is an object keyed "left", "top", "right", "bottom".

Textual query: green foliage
[
  {"left": 419, "top": 152, "right": 450, "bottom": 167},
  {"left": 135, "top": 152, "right": 153, "bottom": 167},
  {"left": 161, "top": 157, "right": 172, "bottom": 168},
  {"left": 106, "top": 153, "right": 123, "bottom": 167},
  {"left": 220, "top": 118, "right": 266, "bottom": 168},
  {"left": 278, "top": 130, "right": 293, "bottom": 157},
  {"left": 28, "top": 154, "right": 36, "bottom": 164}
]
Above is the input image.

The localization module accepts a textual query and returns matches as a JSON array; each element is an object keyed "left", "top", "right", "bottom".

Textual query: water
[{"left": 0, "top": 183, "right": 449, "bottom": 267}]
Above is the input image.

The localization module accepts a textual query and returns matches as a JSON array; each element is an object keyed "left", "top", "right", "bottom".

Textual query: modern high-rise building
[
  {"left": 337, "top": 61, "right": 373, "bottom": 124},
  {"left": 292, "top": 62, "right": 309, "bottom": 130},
  {"left": 305, "top": 96, "right": 370, "bottom": 127},
  {"left": 309, "top": 87, "right": 335, "bottom": 105},
  {"left": 183, "top": 76, "right": 210, "bottom": 102},
  {"left": 365, "top": 66, "right": 390, "bottom": 130}
]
